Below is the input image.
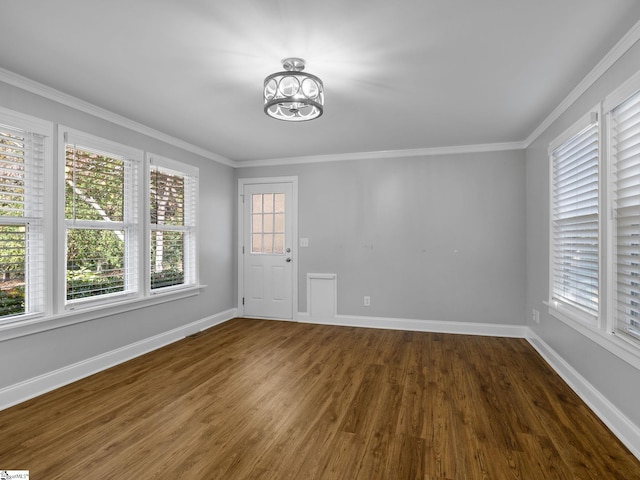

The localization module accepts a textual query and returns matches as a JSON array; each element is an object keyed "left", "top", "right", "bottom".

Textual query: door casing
[{"left": 237, "top": 176, "right": 298, "bottom": 320}]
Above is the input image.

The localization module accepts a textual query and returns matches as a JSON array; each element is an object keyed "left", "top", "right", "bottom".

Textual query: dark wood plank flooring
[{"left": 1, "top": 318, "right": 639, "bottom": 479}]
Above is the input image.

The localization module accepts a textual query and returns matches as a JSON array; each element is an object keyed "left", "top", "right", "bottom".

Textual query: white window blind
[
  {"left": 610, "top": 90, "right": 640, "bottom": 342},
  {"left": 64, "top": 133, "right": 139, "bottom": 303},
  {"left": 149, "top": 156, "right": 197, "bottom": 291},
  {"left": 0, "top": 124, "right": 45, "bottom": 320},
  {"left": 551, "top": 119, "right": 599, "bottom": 318}
]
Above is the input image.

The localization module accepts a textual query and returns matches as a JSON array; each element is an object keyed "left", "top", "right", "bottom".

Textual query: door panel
[
  {"left": 243, "top": 182, "right": 293, "bottom": 319},
  {"left": 272, "top": 266, "right": 286, "bottom": 301},
  {"left": 250, "top": 265, "right": 264, "bottom": 300}
]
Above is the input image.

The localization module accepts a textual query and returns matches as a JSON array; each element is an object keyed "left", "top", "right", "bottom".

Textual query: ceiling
[{"left": 2, "top": 0, "right": 640, "bottom": 164}]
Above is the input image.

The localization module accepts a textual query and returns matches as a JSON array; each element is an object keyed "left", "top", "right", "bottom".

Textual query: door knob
[{"left": 286, "top": 257, "right": 292, "bottom": 263}]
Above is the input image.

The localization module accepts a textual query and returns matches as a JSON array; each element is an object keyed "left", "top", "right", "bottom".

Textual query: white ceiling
[{"left": 2, "top": 0, "right": 640, "bottom": 163}]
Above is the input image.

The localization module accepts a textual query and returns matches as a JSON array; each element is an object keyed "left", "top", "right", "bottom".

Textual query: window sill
[
  {"left": 0, "top": 284, "right": 207, "bottom": 342},
  {"left": 544, "top": 300, "right": 640, "bottom": 372},
  {"left": 545, "top": 300, "right": 598, "bottom": 328}
]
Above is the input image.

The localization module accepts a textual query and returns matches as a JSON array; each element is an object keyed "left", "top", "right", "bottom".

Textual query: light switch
[{"left": 300, "top": 237, "right": 309, "bottom": 247}]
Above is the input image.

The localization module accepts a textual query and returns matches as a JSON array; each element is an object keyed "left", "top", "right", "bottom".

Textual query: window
[
  {"left": 251, "top": 193, "right": 285, "bottom": 254},
  {"left": 0, "top": 114, "right": 202, "bottom": 338},
  {"left": 63, "top": 129, "right": 141, "bottom": 304},
  {"left": 550, "top": 111, "right": 600, "bottom": 322},
  {"left": 548, "top": 72, "right": 640, "bottom": 355},
  {"left": 609, "top": 90, "right": 640, "bottom": 343},
  {"left": 0, "top": 109, "right": 48, "bottom": 322},
  {"left": 149, "top": 155, "right": 197, "bottom": 291}
]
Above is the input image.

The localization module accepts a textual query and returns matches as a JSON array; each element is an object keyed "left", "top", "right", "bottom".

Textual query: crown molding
[
  {"left": 3, "top": 14, "right": 639, "bottom": 169},
  {"left": 236, "top": 141, "right": 527, "bottom": 168},
  {"left": 0, "top": 67, "right": 235, "bottom": 167},
  {"left": 237, "top": 18, "right": 640, "bottom": 167},
  {"left": 525, "top": 17, "right": 640, "bottom": 147}
]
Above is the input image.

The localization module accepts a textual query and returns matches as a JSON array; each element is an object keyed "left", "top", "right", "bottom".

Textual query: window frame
[
  {"left": 147, "top": 153, "right": 199, "bottom": 294},
  {"left": 0, "top": 107, "right": 52, "bottom": 325},
  {"left": 548, "top": 107, "right": 602, "bottom": 328},
  {"left": 0, "top": 119, "right": 203, "bottom": 341},
  {"left": 58, "top": 127, "right": 145, "bottom": 310},
  {"left": 546, "top": 71, "right": 640, "bottom": 368},
  {"left": 604, "top": 73, "right": 640, "bottom": 347}
]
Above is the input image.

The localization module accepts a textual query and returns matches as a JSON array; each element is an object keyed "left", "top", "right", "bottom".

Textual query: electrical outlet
[
  {"left": 532, "top": 308, "right": 540, "bottom": 324},
  {"left": 364, "top": 296, "right": 371, "bottom": 307}
]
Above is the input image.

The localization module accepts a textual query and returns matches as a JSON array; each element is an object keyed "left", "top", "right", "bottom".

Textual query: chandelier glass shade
[{"left": 264, "top": 58, "right": 324, "bottom": 122}]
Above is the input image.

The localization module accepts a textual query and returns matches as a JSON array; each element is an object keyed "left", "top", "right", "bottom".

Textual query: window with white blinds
[
  {"left": 0, "top": 112, "right": 204, "bottom": 331},
  {"left": 0, "top": 117, "right": 46, "bottom": 321},
  {"left": 551, "top": 117, "right": 599, "bottom": 319},
  {"left": 610, "top": 90, "right": 640, "bottom": 342},
  {"left": 149, "top": 156, "right": 197, "bottom": 291},
  {"left": 64, "top": 130, "right": 140, "bottom": 303}
]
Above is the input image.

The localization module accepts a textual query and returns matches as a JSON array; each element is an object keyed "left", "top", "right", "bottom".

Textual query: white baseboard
[
  {"left": 0, "top": 308, "right": 237, "bottom": 411},
  {"left": 298, "top": 312, "right": 527, "bottom": 338},
  {"left": 526, "top": 331, "right": 640, "bottom": 461},
  {"left": 3, "top": 307, "right": 638, "bottom": 463}
]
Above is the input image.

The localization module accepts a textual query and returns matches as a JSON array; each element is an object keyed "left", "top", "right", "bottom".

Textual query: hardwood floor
[{"left": 1, "top": 318, "right": 639, "bottom": 479}]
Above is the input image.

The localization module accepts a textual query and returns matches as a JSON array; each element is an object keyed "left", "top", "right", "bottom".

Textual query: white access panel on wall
[{"left": 307, "top": 273, "right": 337, "bottom": 321}]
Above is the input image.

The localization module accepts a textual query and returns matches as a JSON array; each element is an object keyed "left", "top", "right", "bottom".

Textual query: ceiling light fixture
[{"left": 264, "top": 58, "right": 324, "bottom": 122}]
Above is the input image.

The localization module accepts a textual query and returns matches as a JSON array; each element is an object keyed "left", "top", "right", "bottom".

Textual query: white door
[{"left": 242, "top": 182, "right": 294, "bottom": 319}]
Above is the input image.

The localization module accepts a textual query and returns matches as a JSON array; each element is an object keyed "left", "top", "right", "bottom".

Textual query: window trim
[
  {"left": 0, "top": 107, "right": 208, "bottom": 341},
  {"left": 604, "top": 81, "right": 640, "bottom": 346},
  {"left": 0, "top": 107, "right": 53, "bottom": 323},
  {"left": 548, "top": 106, "right": 602, "bottom": 328},
  {"left": 0, "top": 284, "right": 205, "bottom": 342},
  {"left": 546, "top": 71, "right": 640, "bottom": 369},
  {"left": 59, "top": 126, "right": 144, "bottom": 309},
  {"left": 147, "top": 153, "right": 199, "bottom": 294},
  {"left": 544, "top": 298, "right": 640, "bottom": 371}
]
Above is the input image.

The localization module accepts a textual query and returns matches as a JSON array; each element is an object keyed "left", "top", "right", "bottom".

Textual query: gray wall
[
  {"left": 0, "top": 81, "right": 235, "bottom": 388},
  {"left": 526, "top": 40, "right": 640, "bottom": 427},
  {"left": 237, "top": 149, "right": 526, "bottom": 325},
  {"left": 2, "top": 26, "right": 638, "bottom": 445}
]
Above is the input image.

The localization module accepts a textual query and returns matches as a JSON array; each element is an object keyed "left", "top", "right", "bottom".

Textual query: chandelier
[{"left": 264, "top": 58, "right": 324, "bottom": 122}]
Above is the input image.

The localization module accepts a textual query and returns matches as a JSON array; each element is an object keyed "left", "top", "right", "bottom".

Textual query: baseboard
[
  {"left": 526, "top": 331, "right": 640, "bottom": 460},
  {"left": 4, "top": 308, "right": 638, "bottom": 462},
  {"left": 298, "top": 312, "right": 527, "bottom": 338},
  {"left": 0, "top": 308, "right": 237, "bottom": 411}
]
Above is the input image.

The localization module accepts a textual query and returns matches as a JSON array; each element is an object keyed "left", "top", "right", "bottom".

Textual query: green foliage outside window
[
  {"left": 65, "top": 146, "right": 124, "bottom": 222},
  {"left": 0, "top": 131, "right": 27, "bottom": 317},
  {"left": 66, "top": 228, "right": 125, "bottom": 300},
  {"left": 65, "top": 145, "right": 129, "bottom": 300},
  {"left": 64, "top": 148, "right": 188, "bottom": 299},
  {"left": 150, "top": 230, "right": 184, "bottom": 289},
  {"left": 0, "top": 138, "right": 192, "bottom": 313},
  {"left": 150, "top": 165, "right": 187, "bottom": 290}
]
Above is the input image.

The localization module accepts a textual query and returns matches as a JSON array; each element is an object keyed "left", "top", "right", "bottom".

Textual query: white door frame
[{"left": 237, "top": 176, "right": 298, "bottom": 320}]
